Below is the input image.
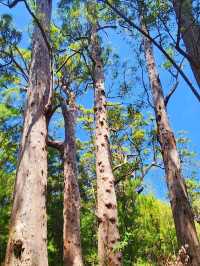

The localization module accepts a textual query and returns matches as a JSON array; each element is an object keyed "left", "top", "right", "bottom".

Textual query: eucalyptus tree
[
  {"left": 173, "top": 0, "right": 200, "bottom": 87},
  {"left": 85, "top": 2, "right": 123, "bottom": 264},
  {"left": 48, "top": 93, "right": 83, "bottom": 266},
  {"left": 4, "top": 0, "right": 52, "bottom": 265},
  {"left": 138, "top": 2, "right": 200, "bottom": 265},
  {"left": 47, "top": 63, "right": 85, "bottom": 265},
  {"left": 58, "top": 0, "right": 122, "bottom": 264},
  {"left": 0, "top": 13, "right": 28, "bottom": 264}
]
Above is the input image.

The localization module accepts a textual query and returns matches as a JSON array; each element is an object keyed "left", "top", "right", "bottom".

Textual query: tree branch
[
  {"left": 46, "top": 104, "right": 60, "bottom": 126},
  {"left": 102, "top": 0, "right": 200, "bottom": 102},
  {"left": 164, "top": 81, "right": 179, "bottom": 106},
  {"left": 14, "top": 45, "right": 30, "bottom": 74},
  {"left": 113, "top": 157, "right": 128, "bottom": 172},
  {"left": 97, "top": 25, "right": 117, "bottom": 31},
  {"left": 143, "top": 161, "right": 164, "bottom": 177},
  {"left": 47, "top": 138, "right": 64, "bottom": 151},
  {"left": 0, "top": 49, "right": 29, "bottom": 82},
  {"left": 5, "top": 0, "right": 52, "bottom": 53},
  {"left": 56, "top": 50, "right": 81, "bottom": 73},
  {"left": 0, "top": 0, "right": 23, "bottom": 7},
  {"left": 23, "top": 0, "right": 51, "bottom": 53}
]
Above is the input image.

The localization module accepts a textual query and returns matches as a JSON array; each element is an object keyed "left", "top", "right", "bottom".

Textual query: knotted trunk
[
  {"left": 61, "top": 94, "right": 83, "bottom": 266},
  {"left": 173, "top": 0, "right": 200, "bottom": 86},
  {"left": 5, "top": 1, "right": 52, "bottom": 265},
  {"left": 91, "top": 25, "right": 122, "bottom": 266},
  {"left": 142, "top": 21, "right": 200, "bottom": 266}
]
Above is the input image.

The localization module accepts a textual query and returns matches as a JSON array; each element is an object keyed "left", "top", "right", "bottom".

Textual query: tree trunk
[
  {"left": 5, "top": 1, "right": 52, "bottom": 265},
  {"left": 173, "top": 0, "right": 200, "bottom": 86},
  {"left": 142, "top": 21, "right": 200, "bottom": 266},
  {"left": 61, "top": 93, "right": 83, "bottom": 266},
  {"left": 91, "top": 25, "right": 122, "bottom": 266}
]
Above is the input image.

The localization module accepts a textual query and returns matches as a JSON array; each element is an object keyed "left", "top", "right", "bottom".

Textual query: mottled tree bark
[
  {"left": 47, "top": 91, "right": 83, "bottom": 265},
  {"left": 61, "top": 93, "right": 83, "bottom": 266},
  {"left": 173, "top": 0, "right": 200, "bottom": 86},
  {"left": 91, "top": 25, "right": 122, "bottom": 266},
  {"left": 5, "top": 1, "right": 52, "bottom": 265},
  {"left": 142, "top": 21, "right": 200, "bottom": 266}
]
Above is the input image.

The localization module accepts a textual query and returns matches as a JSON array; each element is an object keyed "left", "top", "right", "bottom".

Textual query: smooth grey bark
[
  {"left": 142, "top": 20, "right": 200, "bottom": 266},
  {"left": 91, "top": 25, "right": 122, "bottom": 266},
  {"left": 5, "top": 1, "right": 52, "bottom": 265},
  {"left": 173, "top": 0, "right": 200, "bottom": 86}
]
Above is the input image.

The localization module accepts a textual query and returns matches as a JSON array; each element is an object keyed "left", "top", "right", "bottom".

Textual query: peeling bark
[
  {"left": 173, "top": 0, "right": 200, "bottom": 86},
  {"left": 61, "top": 93, "right": 83, "bottom": 266},
  {"left": 91, "top": 25, "right": 122, "bottom": 266},
  {"left": 142, "top": 20, "right": 200, "bottom": 266},
  {"left": 5, "top": 1, "right": 52, "bottom": 265}
]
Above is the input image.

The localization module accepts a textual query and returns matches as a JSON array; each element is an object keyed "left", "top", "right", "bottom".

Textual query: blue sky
[{"left": 1, "top": 1, "right": 200, "bottom": 201}]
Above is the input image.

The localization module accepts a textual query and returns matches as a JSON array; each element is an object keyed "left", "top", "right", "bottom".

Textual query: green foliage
[
  {"left": 118, "top": 193, "right": 177, "bottom": 265},
  {"left": 47, "top": 148, "right": 64, "bottom": 266},
  {"left": 145, "top": 0, "right": 170, "bottom": 26},
  {"left": 0, "top": 103, "right": 19, "bottom": 121},
  {"left": 0, "top": 123, "right": 20, "bottom": 263}
]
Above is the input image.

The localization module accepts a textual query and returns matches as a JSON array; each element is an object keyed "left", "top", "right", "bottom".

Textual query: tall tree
[
  {"left": 48, "top": 85, "right": 83, "bottom": 265},
  {"left": 5, "top": 0, "right": 52, "bottom": 265},
  {"left": 173, "top": 0, "right": 200, "bottom": 87},
  {"left": 89, "top": 5, "right": 122, "bottom": 265},
  {"left": 139, "top": 4, "right": 200, "bottom": 265},
  {"left": 61, "top": 91, "right": 83, "bottom": 266}
]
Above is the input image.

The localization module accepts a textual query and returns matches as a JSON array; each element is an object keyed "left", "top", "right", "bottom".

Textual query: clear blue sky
[{"left": 1, "top": 1, "right": 200, "bottom": 201}]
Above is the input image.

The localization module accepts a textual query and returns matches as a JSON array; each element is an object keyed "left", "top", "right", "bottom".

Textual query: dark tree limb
[
  {"left": 23, "top": 0, "right": 52, "bottom": 53},
  {"left": 0, "top": 0, "right": 23, "bottom": 7},
  {"left": 56, "top": 50, "right": 81, "bottom": 73},
  {"left": 14, "top": 45, "right": 30, "bottom": 74},
  {"left": 2, "top": 0, "right": 52, "bottom": 53},
  {"left": 97, "top": 25, "right": 117, "bottom": 31},
  {"left": 47, "top": 138, "right": 64, "bottom": 151},
  {"left": 102, "top": 0, "right": 200, "bottom": 102},
  {"left": 0, "top": 49, "right": 29, "bottom": 82},
  {"left": 164, "top": 81, "right": 179, "bottom": 106},
  {"left": 46, "top": 104, "right": 60, "bottom": 126}
]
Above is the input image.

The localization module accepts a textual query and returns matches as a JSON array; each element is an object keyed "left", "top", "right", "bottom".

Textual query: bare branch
[
  {"left": 5, "top": 0, "right": 52, "bottom": 53},
  {"left": 143, "top": 161, "right": 164, "bottom": 177},
  {"left": 1, "top": 48, "right": 29, "bottom": 82},
  {"left": 2, "top": 0, "right": 23, "bottom": 7},
  {"left": 164, "top": 81, "right": 179, "bottom": 106},
  {"left": 113, "top": 155, "right": 128, "bottom": 172},
  {"left": 97, "top": 25, "right": 117, "bottom": 31},
  {"left": 103, "top": 0, "right": 200, "bottom": 102},
  {"left": 46, "top": 104, "right": 60, "bottom": 126},
  {"left": 14, "top": 45, "right": 30, "bottom": 74},
  {"left": 23, "top": 0, "right": 51, "bottom": 53},
  {"left": 138, "top": 54, "right": 154, "bottom": 109},
  {"left": 114, "top": 166, "right": 136, "bottom": 186},
  {"left": 47, "top": 138, "right": 64, "bottom": 151},
  {"left": 56, "top": 50, "right": 81, "bottom": 73}
]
